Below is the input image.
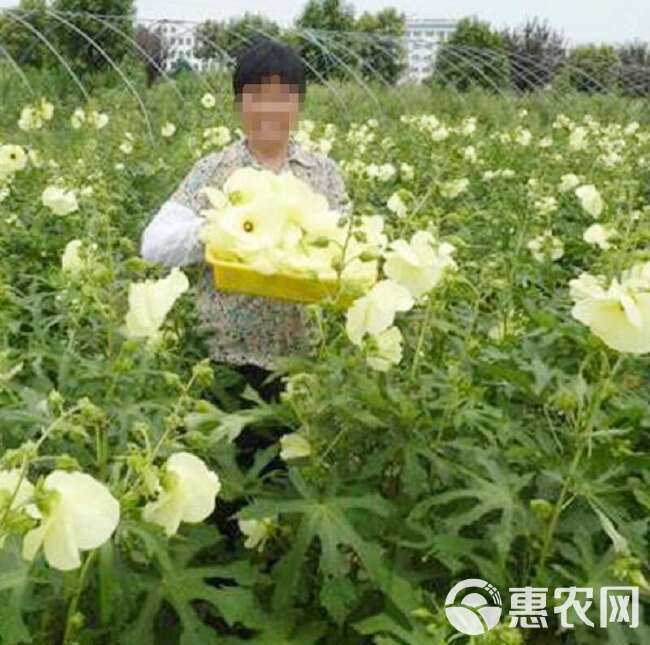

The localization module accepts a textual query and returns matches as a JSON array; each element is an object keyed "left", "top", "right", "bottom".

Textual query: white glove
[{"left": 140, "top": 199, "right": 205, "bottom": 268}]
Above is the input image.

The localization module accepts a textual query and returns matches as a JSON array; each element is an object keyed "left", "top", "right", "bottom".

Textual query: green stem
[
  {"left": 98, "top": 541, "right": 114, "bottom": 628},
  {"left": 63, "top": 549, "right": 97, "bottom": 644},
  {"left": 537, "top": 441, "right": 585, "bottom": 572},
  {"left": 410, "top": 295, "right": 434, "bottom": 378},
  {"left": 149, "top": 375, "right": 196, "bottom": 463},
  {"left": 537, "top": 353, "right": 625, "bottom": 575}
]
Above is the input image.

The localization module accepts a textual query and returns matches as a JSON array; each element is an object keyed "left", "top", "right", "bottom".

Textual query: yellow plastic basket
[{"left": 205, "top": 246, "right": 370, "bottom": 309}]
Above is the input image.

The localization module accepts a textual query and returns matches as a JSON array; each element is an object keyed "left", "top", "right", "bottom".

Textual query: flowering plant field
[{"left": 0, "top": 73, "right": 649, "bottom": 644}]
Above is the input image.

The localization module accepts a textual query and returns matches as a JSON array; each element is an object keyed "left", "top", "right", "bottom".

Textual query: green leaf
[
  {"left": 238, "top": 471, "right": 421, "bottom": 618},
  {"left": 410, "top": 451, "right": 532, "bottom": 566},
  {"left": 320, "top": 576, "right": 358, "bottom": 626},
  {"left": 0, "top": 537, "right": 31, "bottom": 645},
  {"left": 184, "top": 400, "right": 278, "bottom": 443},
  {"left": 590, "top": 503, "right": 630, "bottom": 555},
  {"left": 120, "top": 522, "right": 266, "bottom": 643}
]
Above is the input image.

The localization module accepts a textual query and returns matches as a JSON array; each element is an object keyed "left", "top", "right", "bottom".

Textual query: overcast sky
[{"left": 0, "top": 1, "right": 648, "bottom": 45}]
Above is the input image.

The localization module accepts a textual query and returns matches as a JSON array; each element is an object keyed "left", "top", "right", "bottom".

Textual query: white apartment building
[
  {"left": 403, "top": 17, "right": 458, "bottom": 83},
  {"left": 146, "top": 19, "right": 221, "bottom": 72}
]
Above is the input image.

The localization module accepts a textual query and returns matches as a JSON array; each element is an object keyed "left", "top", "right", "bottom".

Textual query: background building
[
  {"left": 146, "top": 19, "right": 221, "bottom": 72},
  {"left": 141, "top": 16, "right": 458, "bottom": 81},
  {"left": 403, "top": 17, "right": 458, "bottom": 83}
]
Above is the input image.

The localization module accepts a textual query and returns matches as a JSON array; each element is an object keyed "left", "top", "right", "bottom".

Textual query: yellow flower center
[
  {"left": 243, "top": 220, "right": 254, "bottom": 233},
  {"left": 229, "top": 190, "right": 244, "bottom": 205}
]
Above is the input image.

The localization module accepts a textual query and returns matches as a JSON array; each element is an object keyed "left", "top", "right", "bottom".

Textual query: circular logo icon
[{"left": 444, "top": 578, "right": 502, "bottom": 635}]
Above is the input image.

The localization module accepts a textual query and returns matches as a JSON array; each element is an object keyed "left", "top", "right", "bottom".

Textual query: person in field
[{"left": 140, "top": 37, "right": 350, "bottom": 402}]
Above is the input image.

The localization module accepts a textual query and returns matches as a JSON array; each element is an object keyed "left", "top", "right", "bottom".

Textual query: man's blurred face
[{"left": 238, "top": 74, "right": 302, "bottom": 143}]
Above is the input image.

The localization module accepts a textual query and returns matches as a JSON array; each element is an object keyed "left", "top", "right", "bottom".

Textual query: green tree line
[{"left": 0, "top": 1, "right": 649, "bottom": 96}]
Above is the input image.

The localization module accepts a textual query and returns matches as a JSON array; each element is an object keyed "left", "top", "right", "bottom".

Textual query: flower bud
[{"left": 530, "top": 498, "right": 554, "bottom": 521}]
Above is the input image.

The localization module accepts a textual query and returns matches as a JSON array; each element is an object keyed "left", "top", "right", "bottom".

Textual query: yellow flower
[
  {"left": 300, "top": 119, "right": 315, "bottom": 134},
  {"left": 527, "top": 229, "right": 564, "bottom": 262},
  {"left": 356, "top": 215, "right": 388, "bottom": 253},
  {"left": 387, "top": 192, "right": 408, "bottom": 218},
  {"left": 279, "top": 433, "right": 312, "bottom": 460},
  {"left": 569, "top": 126, "right": 588, "bottom": 150},
  {"left": 213, "top": 201, "right": 287, "bottom": 256},
  {"left": 383, "top": 231, "right": 457, "bottom": 299},
  {"left": 17, "top": 98, "right": 54, "bottom": 131},
  {"left": 201, "top": 93, "right": 216, "bottom": 108},
  {"left": 583, "top": 224, "right": 615, "bottom": 250},
  {"left": 241, "top": 246, "right": 288, "bottom": 275},
  {"left": 378, "top": 163, "right": 397, "bottom": 182},
  {"left": 70, "top": 108, "right": 85, "bottom": 129},
  {"left": 400, "top": 163, "right": 414, "bottom": 182},
  {"left": 558, "top": 174, "right": 581, "bottom": 192},
  {"left": 345, "top": 279, "right": 414, "bottom": 346},
  {"left": 366, "top": 326, "right": 403, "bottom": 371},
  {"left": 570, "top": 272, "right": 650, "bottom": 354},
  {"left": 463, "top": 145, "right": 478, "bottom": 162},
  {"left": 201, "top": 167, "right": 370, "bottom": 283},
  {"left": 161, "top": 122, "right": 176, "bottom": 138},
  {"left": 278, "top": 244, "right": 337, "bottom": 279},
  {"left": 237, "top": 517, "right": 276, "bottom": 551},
  {"left": 514, "top": 127, "right": 532, "bottom": 146},
  {"left": 294, "top": 129, "right": 312, "bottom": 148},
  {"left": 534, "top": 196, "right": 559, "bottom": 215},
  {"left": 203, "top": 125, "right": 231, "bottom": 147},
  {"left": 621, "top": 261, "right": 650, "bottom": 291},
  {"left": 200, "top": 186, "right": 228, "bottom": 211},
  {"left": 0, "top": 469, "right": 34, "bottom": 514},
  {"left": 124, "top": 267, "right": 189, "bottom": 340},
  {"left": 142, "top": 452, "right": 221, "bottom": 537},
  {"left": 88, "top": 111, "right": 109, "bottom": 130},
  {"left": 222, "top": 167, "right": 277, "bottom": 205},
  {"left": 440, "top": 178, "right": 469, "bottom": 199},
  {"left": 61, "top": 240, "right": 85, "bottom": 277},
  {"left": 42, "top": 185, "right": 79, "bottom": 216},
  {"left": 19, "top": 106, "right": 42, "bottom": 131},
  {"left": 569, "top": 271, "right": 607, "bottom": 301},
  {"left": 28, "top": 149, "right": 43, "bottom": 168},
  {"left": 39, "top": 98, "right": 54, "bottom": 121},
  {"left": 575, "top": 184, "right": 604, "bottom": 218},
  {"left": 0, "top": 145, "right": 27, "bottom": 176},
  {"left": 277, "top": 171, "right": 338, "bottom": 237},
  {"left": 22, "top": 471, "right": 120, "bottom": 571},
  {"left": 318, "top": 138, "right": 333, "bottom": 154}
]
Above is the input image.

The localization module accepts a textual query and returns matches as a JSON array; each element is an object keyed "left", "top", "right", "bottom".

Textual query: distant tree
[
  {"left": 353, "top": 8, "right": 407, "bottom": 86},
  {"left": 135, "top": 25, "right": 168, "bottom": 87},
  {"left": 616, "top": 41, "right": 650, "bottom": 96},
  {"left": 294, "top": 0, "right": 357, "bottom": 82},
  {"left": 50, "top": 0, "right": 136, "bottom": 77},
  {"left": 169, "top": 57, "right": 194, "bottom": 77},
  {"left": 431, "top": 17, "right": 510, "bottom": 92},
  {"left": 501, "top": 18, "right": 566, "bottom": 91},
  {"left": 0, "top": 0, "right": 52, "bottom": 69},
  {"left": 194, "top": 13, "right": 282, "bottom": 69},
  {"left": 565, "top": 44, "right": 620, "bottom": 93}
]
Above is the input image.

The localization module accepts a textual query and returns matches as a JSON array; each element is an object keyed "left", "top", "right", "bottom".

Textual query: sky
[{"left": 0, "top": 1, "right": 648, "bottom": 45}]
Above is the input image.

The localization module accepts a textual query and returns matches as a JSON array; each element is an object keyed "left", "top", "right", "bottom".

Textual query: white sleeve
[{"left": 140, "top": 199, "right": 206, "bottom": 268}]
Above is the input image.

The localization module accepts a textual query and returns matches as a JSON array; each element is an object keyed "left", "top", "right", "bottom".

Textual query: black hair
[{"left": 232, "top": 36, "right": 306, "bottom": 104}]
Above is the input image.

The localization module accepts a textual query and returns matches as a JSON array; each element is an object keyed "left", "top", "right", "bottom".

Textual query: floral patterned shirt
[{"left": 148, "top": 134, "right": 351, "bottom": 370}]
